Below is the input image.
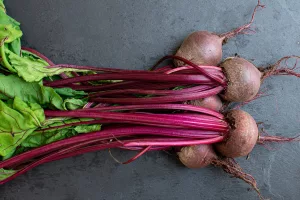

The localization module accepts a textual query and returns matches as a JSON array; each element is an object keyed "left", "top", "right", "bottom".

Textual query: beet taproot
[
  {"left": 174, "top": 1, "right": 264, "bottom": 67},
  {"left": 178, "top": 144, "right": 261, "bottom": 197},
  {"left": 221, "top": 57, "right": 262, "bottom": 102},
  {"left": 215, "top": 109, "right": 258, "bottom": 158},
  {"left": 188, "top": 95, "right": 223, "bottom": 111}
]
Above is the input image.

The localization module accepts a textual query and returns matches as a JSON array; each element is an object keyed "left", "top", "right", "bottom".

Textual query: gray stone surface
[{"left": 1, "top": 0, "right": 300, "bottom": 199}]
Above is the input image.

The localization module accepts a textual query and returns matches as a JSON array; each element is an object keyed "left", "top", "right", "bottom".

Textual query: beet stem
[
  {"left": 44, "top": 110, "right": 228, "bottom": 131},
  {"left": 45, "top": 73, "right": 216, "bottom": 87},
  {"left": 79, "top": 103, "right": 224, "bottom": 119},
  {"left": 21, "top": 47, "right": 54, "bottom": 66},
  {"left": 123, "top": 136, "right": 224, "bottom": 147},
  {"left": 150, "top": 55, "right": 226, "bottom": 85},
  {"left": 0, "top": 140, "right": 119, "bottom": 185},
  {"left": 0, "top": 126, "right": 224, "bottom": 169},
  {"left": 21, "top": 47, "right": 70, "bottom": 80},
  {"left": 122, "top": 146, "right": 152, "bottom": 164},
  {"left": 89, "top": 86, "right": 224, "bottom": 105},
  {"left": 88, "top": 85, "right": 214, "bottom": 98}
]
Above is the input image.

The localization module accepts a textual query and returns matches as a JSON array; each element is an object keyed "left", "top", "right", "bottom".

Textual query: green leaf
[
  {"left": 21, "top": 119, "right": 101, "bottom": 148},
  {"left": 74, "top": 124, "right": 101, "bottom": 133},
  {"left": 0, "top": 74, "right": 87, "bottom": 110},
  {"left": 0, "top": 23, "right": 22, "bottom": 43},
  {"left": 0, "top": 168, "right": 16, "bottom": 181},
  {"left": 54, "top": 87, "right": 87, "bottom": 97},
  {"left": 0, "top": 0, "right": 5, "bottom": 13},
  {"left": 3, "top": 49, "right": 87, "bottom": 82},
  {"left": 0, "top": 97, "right": 45, "bottom": 156},
  {"left": 0, "top": 6, "right": 88, "bottom": 82},
  {"left": 0, "top": 11, "right": 22, "bottom": 42},
  {"left": 7, "top": 38, "right": 21, "bottom": 55},
  {"left": 63, "top": 98, "right": 87, "bottom": 110}
]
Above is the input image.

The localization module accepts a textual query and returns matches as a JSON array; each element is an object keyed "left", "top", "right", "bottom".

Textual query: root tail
[
  {"left": 260, "top": 56, "right": 300, "bottom": 82},
  {"left": 258, "top": 135, "right": 300, "bottom": 145},
  {"left": 212, "top": 158, "right": 264, "bottom": 199},
  {"left": 220, "top": 0, "right": 265, "bottom": 42}
]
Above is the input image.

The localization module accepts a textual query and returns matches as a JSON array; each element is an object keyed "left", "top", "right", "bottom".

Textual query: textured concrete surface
[{"left": 2, "top": 0, "right": 300, "bottom": 199}]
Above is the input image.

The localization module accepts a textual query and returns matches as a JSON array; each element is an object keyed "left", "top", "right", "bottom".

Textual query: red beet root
[
  {"left": 178, "top": 144, "right": 261, "bottom": 197},
  {"left": 178, "top": 144, "right": 216, "bottom": 168},
  {"left": 221, "top": 55, "right": 300, "bottom": 102},
  {"left": 174, "top": 31, "right": 223, "bottom": 66},
  {"left": 221, "top": 57, "right": 262, "bottom": 102},
  {"left": 188, "top": 95, "right": 223, "bottom": 111},
  {"left": 174, "top": 1, "right": 264, "bottom": 67},
  {"left": 215, "top": 109, "right": 259, "bottom": 158}
]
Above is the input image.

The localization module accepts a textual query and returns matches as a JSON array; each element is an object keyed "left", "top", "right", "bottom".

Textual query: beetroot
[
  {"left": 174, "top": 31, "right": 223, "bottom": 66},
  {"left": 188, "top": 95, "right": 223, "bottom": 111},
  {"left": 178, "top": 144, "right": 261, "bottom": 197},
  {"left": 174, "top": 1, "right": 264, "bottom": 67},
  {"left": 215, "top": 109, "right": 258, "bottom": 158},
  {"left": 221, "top": 55, "right": 300, "bottom": 102},
  {"left": 221, "top": 57, "right": 262, "bottom": 102},
  {"left": 178, "top": 144, "right": 216, "bottom": 168}
]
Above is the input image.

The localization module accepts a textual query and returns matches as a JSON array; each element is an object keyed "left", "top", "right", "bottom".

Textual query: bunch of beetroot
[{"left": 1, "top": 1, "right": 300, "bottom": 199}]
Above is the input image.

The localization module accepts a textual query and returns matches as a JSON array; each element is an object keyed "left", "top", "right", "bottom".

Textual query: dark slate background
[{"left": 2, "top": 0, "right": 300, "bottom": 199}]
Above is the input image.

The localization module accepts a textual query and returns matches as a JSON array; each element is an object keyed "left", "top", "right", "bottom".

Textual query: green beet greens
[{"left": 0, "top": 2, "right": 95, "bottom": 161}]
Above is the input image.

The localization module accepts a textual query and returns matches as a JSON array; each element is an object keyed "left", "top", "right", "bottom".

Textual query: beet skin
[{"left": 215, "top": 109, "right": 258, "bottom": 158}]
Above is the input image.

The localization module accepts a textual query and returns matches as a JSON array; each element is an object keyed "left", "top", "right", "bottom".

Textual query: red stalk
[
  {"left": 36, "top": 119, "right": 114, "bottom": 132},
  {"left": 78, "top": 103, "right": 224, "bottom": 119},
  {"left": 118, "top": 146, "right": 169, "bottom": 151},
  {"left": 89, "top": 86, "right": 223, "bottom": 105},
  {"left": 64, "top": 81, "right": 184, "bottom": 92},
  {"left": 45, "top": 73, "right": 216, "bottom": 87},
  {"left": 44, "top": 110, "right": 228, "bottom": 131},
  {"left": 21, "top": 47, "right": 55, "bottom": 66},
  {"left": 0, "top": 140, "right": 119, "bottom": 185},
  {"left": 0, "top": 126, "right": 225, "bottom": 169},
  {"left": 47, "top": 64, "right": 221, "bottom": 74},
  {"left": 122, "top": 136, "right": 225, "bottom": 147},
  {"left": 150, "top": 55, "right": 226, "bottom": 85},
  {"left": 121, "top": 146, "right": 152, "bottom": 164},
  {"left": 165, "top": 65, "right": 222, "bottom": 74},
  {"left": 88, "top": 85, "right": 214, "bottom": 98},
  {"left": 21, "top": 47, "right": 70, "bottom": 80}
]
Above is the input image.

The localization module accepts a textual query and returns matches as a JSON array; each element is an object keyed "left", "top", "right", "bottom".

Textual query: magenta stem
[
  {"left": 122, "top": 146, "right": 152, "bottom": 164},
  {"left": 42, "top": 141, "right": 122, "bottom": 164},
  {"left": 0, "top": 126, "right": 224, "bottom": 169},
  {"left": 118, "top": 146, "right": 169, "bottom": 151},
  {"left": 47, "top": 64, "right": 221, "bottom": 74},
  {"left": 89, "top": 85, "right": 214, "bottom": 98},
  {"left": 0, "top": 134, "right": 224, "bottom": 184},
  {"left": 21, "top": 47, "right": 55, "bottom": 66},
  {"left": 83, "top": 102, "right": 95, "bottom": 109},
  {"left": 151, "top": 55, "right": 226, "bottom": 85},
  {"left": 65, "top": 81, "right": 181, "bottom": 92},
  {"left": 154, "top": 65, "right": 173, "bottom": 72},
  {"left": 45, "top": 73, "right": 216, "bottom": 87},
  {"left": 36, "top": 119, "right": 114, "bottom": 132},
  {"left": 89, "top": 86, "right": 224, "bottom": 105},
  {"left": 78, "top": 103, "right": 224, "bottom": 119},
  {"left": 21, "top": 47, "right": 71, "bottom": 80},
  {"left": 47, "top": 64, "right": 159, "bottom": 73},
  {"left": 0, "top": 140, "right": 118, "bottom": 185},
  {"left": 123, "top": 136, "right": 225, "bottom": 147},
  {"left": 44, "top": 110, "right": 228, "bottom": 131}
]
